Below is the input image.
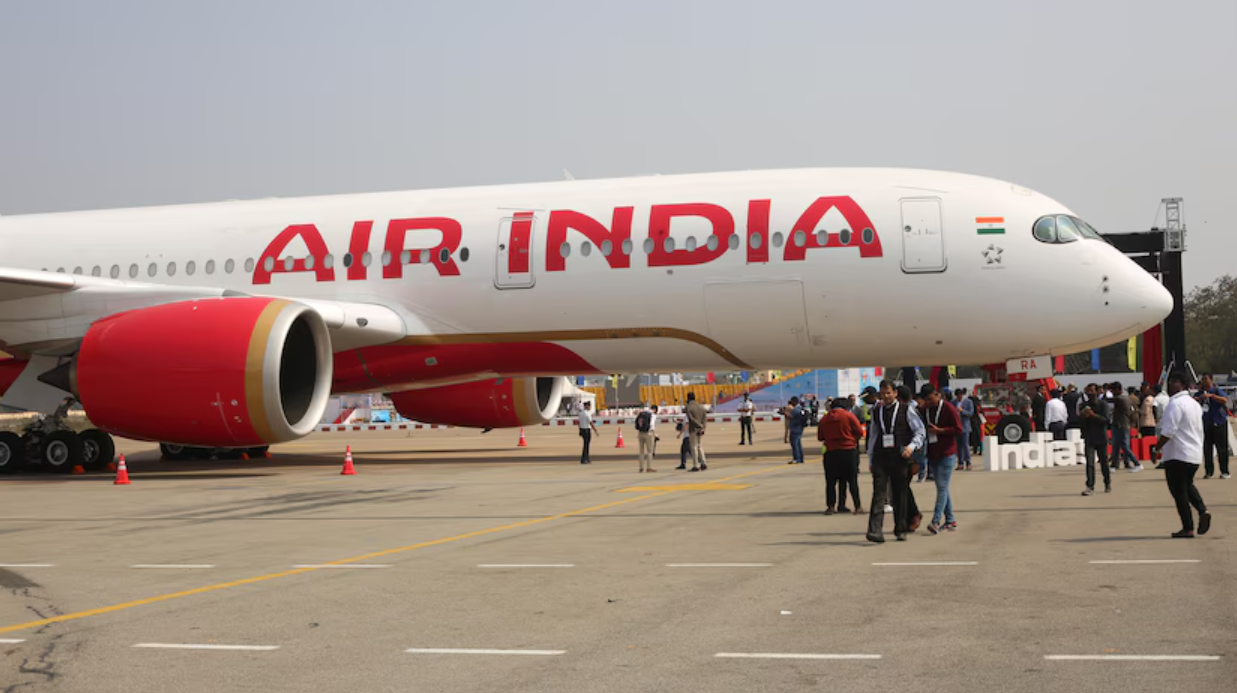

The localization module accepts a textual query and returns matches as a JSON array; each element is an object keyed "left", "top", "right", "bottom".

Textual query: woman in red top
[{"left": 818, "top": 400, "right": 865, "bottom": 515}]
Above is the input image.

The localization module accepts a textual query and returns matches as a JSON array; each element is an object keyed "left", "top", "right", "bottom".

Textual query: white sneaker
[
  {"left": 883, "top": 504, "right": 893, "bottom": 513},
  {"left": 1130, "top": 465, "right": 1144, "bottom": 472},
  {"left": 1223, "top": 473, "right": 1232, "bottom": 479}
]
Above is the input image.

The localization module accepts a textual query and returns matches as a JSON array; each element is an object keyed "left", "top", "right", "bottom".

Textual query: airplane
[{"left": 0, "top": 168, "right": 1173, "bottom": 472}]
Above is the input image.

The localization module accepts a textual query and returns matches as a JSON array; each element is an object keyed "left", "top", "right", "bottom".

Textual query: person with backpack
[
  {"left": 787, "top": 396, "right": 808, "bottom": 465},
  {"left": 635, "top": 402, "right": 658, "bottom": 473}
]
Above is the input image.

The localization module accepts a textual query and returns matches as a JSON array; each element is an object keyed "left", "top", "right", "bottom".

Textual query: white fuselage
[{"left": 0, "top": 168, "right": 1172, "bottom": 379}]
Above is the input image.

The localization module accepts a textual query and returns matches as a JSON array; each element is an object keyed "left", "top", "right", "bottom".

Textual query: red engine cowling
[
  {"left": 389, "top": 376, "right": 568, "bottom": 428},
  {"left": 0, "top": 358, "right": 25, "bottom": 399},
  {"left": 71, "top": 297, "right": 333, "bottom": 447}
]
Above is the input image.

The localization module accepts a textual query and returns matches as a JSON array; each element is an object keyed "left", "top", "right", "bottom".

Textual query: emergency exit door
[
  {"left": 495, "top": 212, "right": 537, "bottom": 289},
  {"left": 900, "top": 198, "right": 946, "bottom": 273}
]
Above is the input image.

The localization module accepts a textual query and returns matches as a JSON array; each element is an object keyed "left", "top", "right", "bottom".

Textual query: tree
[{"left": 1184, "top": 275, "right": 1237, "bottom": 376}]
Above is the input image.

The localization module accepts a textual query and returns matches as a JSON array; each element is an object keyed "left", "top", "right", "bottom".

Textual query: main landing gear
[{"left": 0, "top": 398, "right": 116, "bottom": 474}]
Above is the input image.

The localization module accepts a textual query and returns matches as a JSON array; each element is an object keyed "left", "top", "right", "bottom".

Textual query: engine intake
[{"left": 71, "top": 298, "right": 333, "bottom": 446}]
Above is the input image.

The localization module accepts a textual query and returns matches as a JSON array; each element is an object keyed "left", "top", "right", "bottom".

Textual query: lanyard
[
  {"left": 880, "top": 402, "right": 899, "bottom": 435},
  {"left": 932, "top": 401, "right": 944, "bottom": 426}
]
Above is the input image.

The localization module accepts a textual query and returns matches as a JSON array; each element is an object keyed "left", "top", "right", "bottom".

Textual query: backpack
[{"left": 635, "top": 411, "right": 652, "bottom": 433}]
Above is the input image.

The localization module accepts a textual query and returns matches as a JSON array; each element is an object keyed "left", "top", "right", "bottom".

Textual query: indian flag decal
[{"left": 976, "top": 216, "right": 1005, "bottom": 235}]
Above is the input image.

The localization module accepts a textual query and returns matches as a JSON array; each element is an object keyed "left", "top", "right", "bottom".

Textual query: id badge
[
  {"left": 928, "top": 433, "right": 939, "bottom": 444},
  {"left": 882, "top": 434, "right": 895, "bottom": 448},
  {"left": 1202, "top": 404, "right": 1210, "bottom": 414}
]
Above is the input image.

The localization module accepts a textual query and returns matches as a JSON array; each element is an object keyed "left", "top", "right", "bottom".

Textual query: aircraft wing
[{"left": 0, "top": 266, "right": 407, "bottom": 356}]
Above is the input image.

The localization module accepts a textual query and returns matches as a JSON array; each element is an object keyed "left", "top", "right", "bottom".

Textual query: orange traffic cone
[
  {"left": 615, "top": 428, "right": 626, "bottom": 448},
  {"left": 71, "top": 465, "right": 85, "bottom": 475},
  {"left": 517, "top": 428, "right": 528, "bottom": 447},
  {"left": 341, "top": 446, "right": 356, "bottom": 476},
  {"left": 114, "top": 455, "right": 131, "bottom": 485}
]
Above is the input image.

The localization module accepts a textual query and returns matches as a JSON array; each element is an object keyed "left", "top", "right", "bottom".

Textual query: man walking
[
  {"left": 818, "top": 399, "right": 864, "bottom": 515},
  {"left": 738, "top": 393, "right": 756, "bottom": 445},
  {"left": 635, "top": 402, "right": 657, "bottom": 473},
  {"left": 685, "top": 392, "right": 708, "bottom": 472},
  {"left": 1080, "top": 384, "right": 1112, "bottom": 495},
  {"left": 1157, "top": 372, "right": 1211, "bottom": 538},
  {"left": 1195, "top": 374, "right": 1230, "bottom": 479},
  {"left": 577, "top": 401, "right": 600, "bottom": 465},
  {"left": 1032, "top": 384, "right": 1048, "bottom": 433},
  {"left": 1045, "top": 388, "right": 1069, "bottom": 440},
  {"left": 1139, "top": 383, "right": 1158, "bottom": 457},
  {"left": 923, "top": 386, "right": 961, "bottom": 533},
  {"left": 787, "top": 396, "right": 807, "bottom": 465},
  {"left": 1110, "top": 382, "right": 1141, "bottom": 472},
  {"left": 956, "top": 389, "right": 974, "bottom": 471},
  {"left": 866, "top": 382, "right": 926, "bottom": 543}
]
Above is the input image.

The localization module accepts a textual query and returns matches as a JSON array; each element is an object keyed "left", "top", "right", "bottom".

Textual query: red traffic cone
[
  {"left": 517, "top": 428, "right": 528, "bottom": 448},
  {"left": 71, "top": 465, "right": 85, "bottom": 475},
  {"left": 341, "top": 446, "right": 356, "bottom": 476},
  {"left": 114, "top": 455, "right": 131, "bottom": 485},
  {"left": 615, "top": 428, "right": 626, "bottom": 448}
]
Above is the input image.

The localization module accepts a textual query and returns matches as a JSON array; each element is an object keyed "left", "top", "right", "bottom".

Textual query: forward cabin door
[
  {"left": 495, "top": 212, "right": 537, "bottom": 289},
  {"left": 899, "top": 198, "right": 946, "bottom": 273}
]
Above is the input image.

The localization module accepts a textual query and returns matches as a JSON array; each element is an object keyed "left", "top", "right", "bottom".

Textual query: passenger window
[
  {"left": 1033, "top": 217, "right": 1057, "bottom": 243},
  {"left": 205, "top": 260, "right": 216, "bottom": 275},
  {"left": 263, "top": 257, "right": 275, "bottom": 272},
  {"left": 225, "top": 259, "right": 236, "bottom": 274},
  {"left": 381, "top": 250, "right": 392, "bottom": 267},
  {"left": 91, "top": 266, "right": 101, "bottom": 277},
  {"left": 560, "top": 242, "right": 571, "bottom": 258},
  {"left": 186, "top": 261, "right": 196, "bottom": 276},
  {"left": 460, "top": 247, "right": 470, "bottom": 262},
  {"left": 73, "top": 267, "right": 82, "bottom": 275},
  {"left": 581, "top": 241, "right": 592, "bottom": 257},
  {"left": 663, "top": 237, "right": 676, "bottom": 253},
  {"left": 600, "top": 240, "right": 612, "bottom": 257},
  {"left": 360, "top": 252, "right": 371, "bottom": 268},
  {"left": 750, "top": 234, "right": 763, "bottom": 250},
  {"left": 438, "top": 248, "right": 449, "bottom": 264},
  {"left": 111, "top": 265, "right": 120, "bottom": 279},
  {"left": 793, "top": 230, "right": 806, "bottom": 246},
  {"left": 728, "top": 235, "right": 740, "bottom": 250},
  {"left": 129, "top": 264, "right": 139, "bottom": 279},
  {"left": 707, "top": 235, "right": 719, "bottom": 251},
  {"left": 621, "top": 239, "right": 633, "bottom": 256},
  {"left": 167, "top": 262, "right": 177, "bottom": 277},
  {"left": 305, "top": 255, "right": 315, "bottom": 271},
  {"left": 420, "top": 249, "right": 431, "bottom": 264},
  {"left": 284, "top": 256, "right": 295, "bottom": 271},
  {"left": 642, "top": 238, "right": 654, "bottom": 255},
  {"left": 323, "top": 254, "right": 334, "bottom": 269},
  {"left": 148, "top": 263, "right": 157, "bottom": 277},
  {"left": 771, "top": 232, "right": 784, "bottom": 248},
  {"left": 400, "top": 250, "right": 411, "bottom": 265},
  {"left": 244, "top": 258, "right": 255, "bottom": 273},
  {"left": 56, "top": 268, "right": 65, "bottom": 273},
  {"left": 862, "top": 228, "right": 874, "bottom": 245},
  {"left": 840, "top": 229, "right": 852, "bottom": 245},
  {"left": 1055, "top": 216, "right": 1082, "bottom": 242},
  {"left": 816, "top": 230, "right": 828, "bottom": 245}
]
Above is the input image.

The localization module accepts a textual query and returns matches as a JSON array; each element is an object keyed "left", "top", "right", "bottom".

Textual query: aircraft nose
[{"left": 1130, "top": 266, "right": 1174, "bottom": 329}]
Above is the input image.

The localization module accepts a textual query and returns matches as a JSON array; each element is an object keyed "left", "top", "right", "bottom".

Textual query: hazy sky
[{"left": 1, "top": 0, "right": 1233, "bottom": 290}]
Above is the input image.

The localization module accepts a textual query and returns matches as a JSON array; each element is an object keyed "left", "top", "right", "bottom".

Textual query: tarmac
[{"left": 1, "top": 423, "right": 1234, "bottom": 692}]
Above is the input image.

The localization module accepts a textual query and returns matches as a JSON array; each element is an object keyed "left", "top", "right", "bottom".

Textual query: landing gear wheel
[
  {"left": 80, "top": 429, "right": 116, "bottom": 471},
  {"left": 0, "top": 431, "right": 25, "bottom": 474},
  {"left": 160, "top": 443, "right": 189, "bottom": 461},
  {"left": 996, "top": 415, "right": 1033, "bottom": 445},
  {"left": 40, "top": 430, "right": 85, "bottom": 474}
]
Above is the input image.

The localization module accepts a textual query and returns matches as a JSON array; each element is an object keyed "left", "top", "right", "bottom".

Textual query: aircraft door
[
  {"left": 900, "top": 198, "right": 946, "bottom": 273},
  {"left": 495, "top": 212, "right": 536, "bottom": 289}
]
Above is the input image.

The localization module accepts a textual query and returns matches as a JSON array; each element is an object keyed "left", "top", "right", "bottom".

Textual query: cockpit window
[{"left": 1031, "top": 214, "right": 1105, "bottom": 244}]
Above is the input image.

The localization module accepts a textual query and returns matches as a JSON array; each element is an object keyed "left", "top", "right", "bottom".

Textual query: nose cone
[{"left": 1129, "top": 264, "right": 1174, "bottom": 330}]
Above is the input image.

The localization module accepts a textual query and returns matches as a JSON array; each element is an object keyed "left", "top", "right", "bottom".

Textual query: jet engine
[{"left": 388, "top": 376, "right": 568, "bottom": 428}]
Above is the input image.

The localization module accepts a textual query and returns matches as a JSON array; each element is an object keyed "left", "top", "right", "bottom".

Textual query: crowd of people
[{"left": 581, "top": 372, "right": 1231, "bottom": 540}]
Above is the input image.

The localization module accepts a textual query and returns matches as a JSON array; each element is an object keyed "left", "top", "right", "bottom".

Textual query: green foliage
[{"left": 1185, "top": 275, "right": 1237, "bottom": 375}]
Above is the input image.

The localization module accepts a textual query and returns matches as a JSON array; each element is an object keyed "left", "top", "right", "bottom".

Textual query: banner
[
  {"left": 947, "top": 365, "right": 957, "bottom": 378},
  {"left": 1054, "top": 355, "right": 1065, "bottom": 374},
  {"left": 1090, "top": 349, "right": 1101, "bottom": 371},
  {"left": 1127, "top": 337, "right": 1137, "bottom": 372}
]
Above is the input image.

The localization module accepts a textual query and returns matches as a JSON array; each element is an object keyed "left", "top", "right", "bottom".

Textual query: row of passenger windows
[
  {"left": 564, "top": 228, "right": 874, "bottom": 258},
  {"left": 52, "top": 248, "right": 472, "bottom": 279},
  {"left": 50, "top": 228, "right": 876, "bottom": 277},
  {"left": 1032, "top": 215, "right": 1105, "bottom": 244}
]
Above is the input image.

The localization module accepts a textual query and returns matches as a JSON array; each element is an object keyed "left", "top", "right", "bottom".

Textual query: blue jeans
[
  {"left": 929, "top": 455, "right": 956, "bottom": 525},
  {"left": 914, "top": 446, "right": 928, "bottom": 481},
  {"left": 1111, "top": 428, "right": 1137, "bottom": 467},
  {"left": 789, "top": 431, "right": 804, "bottom": 464},
  {"left": 956, "top": 432, "right": 971, "bottom": 468}
]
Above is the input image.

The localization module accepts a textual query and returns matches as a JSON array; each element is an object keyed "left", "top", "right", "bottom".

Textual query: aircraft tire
[
  {"left": 996, "top": 415, "right": 1032, "bottom": 445},
  {"left": 41, "top": 430, "right": 85, "bottom": 474},
  {"left": 80, "top": 429, "right": 116, "bottom": 471},
  {"left": 0, "top": 431, "right": 25, "bottom": 474}
]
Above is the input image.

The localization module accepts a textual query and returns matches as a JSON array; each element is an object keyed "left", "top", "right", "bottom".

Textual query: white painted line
[
  {"left": 0, "top": 639, "right": 26, "bottom": 644},
  {"left": 133, "top": 643, "right": 280, "bottom": 651},
  {"left": 1089, "top": 560, "right": 1201, "bottom": 565},
  {"left": 0, "top": 564, "right": 54, "bottom": 568},
  {"left": 1045, "top": 655, "right": 1220, "bottom": 662},
  {"left": 716, "top": 653, "right": 882, "bottom": 660},
  {"left": 131, "top": 564, "right": 216, "bottom": 569},
  {"left": 666, "top": 563, "right": 773, "bottom": 568},
  {"left": 478, "top": 564, "right": 575, "bottom": 568},
  {"left": 292, "top": 564, "right": 391, "bottom": 569},
  {"left": 405, "top": 648, "right": 565, "bottom": 656},
  {"left": 872, "top": 562, "right": 979, "bottom": 566}
]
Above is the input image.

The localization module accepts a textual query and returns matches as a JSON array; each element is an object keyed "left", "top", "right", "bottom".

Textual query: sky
[{"left": 1, "top": 0, "right": 1234, "bottom": 290}]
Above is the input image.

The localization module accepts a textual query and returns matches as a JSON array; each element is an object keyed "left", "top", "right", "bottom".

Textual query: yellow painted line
[
  {"left": 0, "top": 490, "right": 673, "bottom": 635},
  {"left": 615, "top": 484, "right": 753, "bottom": 492}
]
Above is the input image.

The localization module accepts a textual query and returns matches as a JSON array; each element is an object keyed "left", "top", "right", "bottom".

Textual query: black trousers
[
  {"left": 868, "top": 449, "right": 913, "bottom": 537},
  {"left": 579, "top": 428, "right": 592, "bottom": 463},
  {"left": 1203, "top": 424, "right": 1230, "bottom": 476},
  {"left": 1049, "top": 421, "right": 1067, "bottom": 441},
  {"left": 1084, "top": 438, "right": 1111, "bottom": 489},
  {"left": 824, "top": 449, "right": 860, "bottom": 510},
  {"left": 680, "top": 436, "right": 691, "bottom": 466},
  {"left": 740, "top": 417, "right": 754, "bottom": 444},
  {"left": 1163, "top": 460, "right": 1206, "bottom": 531}
]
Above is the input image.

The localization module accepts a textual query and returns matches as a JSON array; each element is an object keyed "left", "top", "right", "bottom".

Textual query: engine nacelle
[
  {"left": 389, "top": 376, "right": 567, "bottom": 428},
  {"left": 71, "top": 298, "right": 333, "bottom": 447}
]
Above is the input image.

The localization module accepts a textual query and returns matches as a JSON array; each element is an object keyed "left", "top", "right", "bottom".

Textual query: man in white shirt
[
  {"left": 577, "top": 401, "right": 600, "bottom": 465},
  {"left": 1044, "top": 389, "right": 1069, "bottom": 440},
  {"left": 1156, "top": 372, "right": 1211, "bottom": 538},
  {"left": 738, "top": 394, "right": 756, "bottom": 445}
]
